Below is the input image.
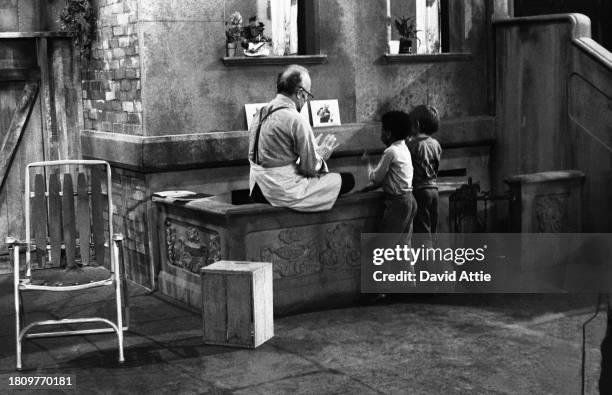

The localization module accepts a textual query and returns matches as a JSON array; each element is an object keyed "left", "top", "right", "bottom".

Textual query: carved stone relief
[
  {"left": 320, "top": 223, "right": 360, "bottom": 269},
  {"left": 165, "top": 219, "right": 221, "bottom": 273},
  {"left": 534, "top": 193, "right": 569, "bottom": 232},
  {"left": 255, "top": 222, "right": 361, "bottom": 279}
]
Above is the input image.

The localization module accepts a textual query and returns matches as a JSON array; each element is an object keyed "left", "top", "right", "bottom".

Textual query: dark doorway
[{"left": 514, "top": 0, "right": 612, "bottom": 51}]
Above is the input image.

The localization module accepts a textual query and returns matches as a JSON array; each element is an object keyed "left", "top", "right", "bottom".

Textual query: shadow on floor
[{"left": 0, "top": 274, "right": 607, "bottom": 394}]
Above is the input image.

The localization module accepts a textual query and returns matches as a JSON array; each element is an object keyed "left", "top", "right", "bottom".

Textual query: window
[
  {"left": 385, "top": 0, "right": 473, "bottom": 62},
  {"left": 297, "top": 0, "right": 319, "bottom": 55},
  {"left": 257, "top": 0, "right": 298, "bottom": 56},
  {"left": 415, "top": 0, "right": 442, "bottom": 53},
  {"left": 256, "top": 0, "right": 318, "bottom": 55},
  {"left": 223, "top": 0, "right": 322, "bottom": 65},
  {"left": 389, "top": 0, "right": 442, "bottom": 54}
]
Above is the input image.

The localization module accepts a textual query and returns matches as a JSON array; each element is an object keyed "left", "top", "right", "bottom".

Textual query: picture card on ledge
[
  {"left": 245, "top": 103, "right": 267, "bottom": 130},
  {"left": 245, "top": 102, "right": 311, "bottom": 130},
  {"left": 310, "top": 100, "right": 341, "bottom": 127}
]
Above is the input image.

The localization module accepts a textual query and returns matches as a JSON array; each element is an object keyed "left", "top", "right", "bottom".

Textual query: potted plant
[
  {"left": 241, "top": 16, "right": 271, "bottom": 57},
  {"left": 59, "top": 0, "right": 96, "bottom": 57},
  {"left": 225, "top": 12, "right": 243, "bottom": 57},
  {"left": 394, "top": 16, "right": 420, "bottom": 54}
]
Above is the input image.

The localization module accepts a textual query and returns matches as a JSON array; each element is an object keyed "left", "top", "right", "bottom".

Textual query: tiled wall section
[
  {"left": 82, "top": 0, "right": 142, "bottom": 135},
  {"left": 111, "top": 167, "right": 150, "bottom": 285}
]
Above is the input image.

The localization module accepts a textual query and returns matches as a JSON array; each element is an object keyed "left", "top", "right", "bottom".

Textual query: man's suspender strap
[{"left": 252, "top": 106, "right": 290, "bottom": 165}]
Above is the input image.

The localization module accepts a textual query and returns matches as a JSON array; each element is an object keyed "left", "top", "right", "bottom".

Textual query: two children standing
[{"left": 364, "top": 105, "right": 441, "bottom": 242}]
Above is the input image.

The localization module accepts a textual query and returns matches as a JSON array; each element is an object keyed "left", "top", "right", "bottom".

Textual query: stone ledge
[
  {"left": 154, "top": 190, "right": 385, "bottom": 313},
  {"left": 573, "top": 38, "right": 612, "bottom": 72},
  {"left": 155, "top": 190, "right": 385, "bottom": 222},
  {"left": 504, "top": 170, "right": 586, "bottom": 185},
  {"left": 383, "top": 52, "right": 473, "bottom": 64},
  {"left": 0, "top": 31, "right": 71, "bottom": 39},
  {"left": 81, "top": 116, "right": 495, "bottom": 172},
  {"left": 492, "top": 13, "right": 591, "bottom": 40},
  {"left": 221, "top": 54, "right": 328, "bottom": 67}
]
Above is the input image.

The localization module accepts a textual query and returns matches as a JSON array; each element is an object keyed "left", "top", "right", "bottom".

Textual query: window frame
[
  {"left": 383, "top": 0, "right": 474, "bottom": 63},
  {"left": 221, "top": 0, "right": 326, "bottom": 67}
]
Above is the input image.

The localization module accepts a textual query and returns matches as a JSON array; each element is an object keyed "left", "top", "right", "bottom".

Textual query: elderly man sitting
[{"left": 248, "top": 64, "right": 354, "bottom": 212}]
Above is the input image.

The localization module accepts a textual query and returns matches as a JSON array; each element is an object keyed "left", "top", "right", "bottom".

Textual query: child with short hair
[
  {"left": 407, "top": 105, "right": 442, "bottom": 242},
  {"left": 363, "top": 111, "right": 417, "bottom": 234}
]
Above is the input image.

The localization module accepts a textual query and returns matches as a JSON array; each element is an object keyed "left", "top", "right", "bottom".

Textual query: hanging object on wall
[{"left": 58, "top": 0, "right": 96, "bottom": 56}]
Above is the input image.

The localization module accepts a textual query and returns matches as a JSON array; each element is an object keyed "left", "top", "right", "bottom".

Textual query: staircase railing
[{"left": 493, "top": 13, "right": 612, "bottom": 232}]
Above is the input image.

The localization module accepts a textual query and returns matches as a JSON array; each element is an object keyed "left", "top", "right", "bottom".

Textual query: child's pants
[
  {"left": 379, "top": 192, "right": 418, "bottom": 235},
  {"left": 413, "top": 187, "right": 439, "bottom": 243}
]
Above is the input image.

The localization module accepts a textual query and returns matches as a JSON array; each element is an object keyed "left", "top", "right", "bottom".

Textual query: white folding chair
[{"left": 6, "top": 159, "right": 129, "bottom": 370}]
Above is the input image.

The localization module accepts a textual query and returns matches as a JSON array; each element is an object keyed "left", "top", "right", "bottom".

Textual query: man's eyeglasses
[{"left": 299, "top": 87, "right": 314, "bottom": 100}]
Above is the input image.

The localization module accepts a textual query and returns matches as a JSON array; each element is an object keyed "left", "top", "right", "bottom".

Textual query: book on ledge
[{"left": 152, "top": 191, "right": 212, "bottom": 203}]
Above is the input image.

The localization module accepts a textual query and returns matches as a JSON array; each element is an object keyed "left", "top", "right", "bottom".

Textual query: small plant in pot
[
  {"left": 225, "top": 12, "right": 243, "bottom": 57},
  {"left": 394, "top": 16, "right": 420, "bottom": 54}
]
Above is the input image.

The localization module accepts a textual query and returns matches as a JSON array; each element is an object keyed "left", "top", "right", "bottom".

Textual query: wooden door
[{"left": 0, "top": 36, "right": 82, "bottom": 273}]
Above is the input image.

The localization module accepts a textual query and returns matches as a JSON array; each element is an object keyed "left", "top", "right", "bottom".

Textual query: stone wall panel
[{"left": 139, "top": 0, "right": 224, "bottom": 22}]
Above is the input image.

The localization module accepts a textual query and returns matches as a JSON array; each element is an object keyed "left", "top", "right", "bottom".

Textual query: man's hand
[{"left": 315, "top": 134, "right": 339, "bottom": 161}]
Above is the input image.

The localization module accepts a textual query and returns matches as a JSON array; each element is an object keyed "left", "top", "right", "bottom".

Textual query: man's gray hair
[{"left": 277, "top": 64, "right": 309, "bottom": 95}]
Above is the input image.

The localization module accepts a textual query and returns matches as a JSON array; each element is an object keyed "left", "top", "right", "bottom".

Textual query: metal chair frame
[{"left": 6, "top": 159, "right": 128, "bottom": 370}]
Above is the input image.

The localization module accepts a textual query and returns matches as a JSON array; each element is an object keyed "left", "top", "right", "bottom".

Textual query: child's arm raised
[{"left": 362, "top": 150, "right": 392, "bottom": 188}]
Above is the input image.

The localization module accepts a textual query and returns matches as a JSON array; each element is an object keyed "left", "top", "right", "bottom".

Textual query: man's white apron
[{"left": 249, "top": 162, "right": 341, "bottom": 212}]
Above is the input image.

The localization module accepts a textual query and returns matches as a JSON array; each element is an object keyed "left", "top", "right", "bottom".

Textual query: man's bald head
[{"left": 277, "top": 65, "right": 310, "bottom": 96}]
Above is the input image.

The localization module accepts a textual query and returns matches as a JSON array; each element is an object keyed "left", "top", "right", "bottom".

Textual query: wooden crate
[{"left": 201, "top": 260, "right": 273, "bottom": 348}]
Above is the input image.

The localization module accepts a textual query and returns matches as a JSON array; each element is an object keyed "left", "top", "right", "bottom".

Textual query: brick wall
[
  {"left": 82, "top": 0, "right": 142, "bottom": 136},
  {"left": 82, "top": 1, "right": 150, "bottom": 285},
  {"left": 111, "top": 167, "right": 151, "bottom": 286}
]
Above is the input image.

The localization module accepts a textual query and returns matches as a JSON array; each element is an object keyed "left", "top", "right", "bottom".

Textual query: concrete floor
[{"left": 0, "top": 275, "right": 607, "bottom": 394}]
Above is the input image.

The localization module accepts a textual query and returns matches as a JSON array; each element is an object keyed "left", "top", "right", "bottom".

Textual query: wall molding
[
  {"left": 492, "top": 13, "right": 591, "bottom": 39},
  {"left": 82, "top": 116, "right": 495, "bottom": 172},
  {"left": 383, "top": 52, "right": 473, "bottom": 64},
  {"left": 221, "top": 54, "right": 328, "bottom": 67}
]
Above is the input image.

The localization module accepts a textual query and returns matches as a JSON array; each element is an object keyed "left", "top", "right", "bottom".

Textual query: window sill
[
  {"left": 0, "top": 31, "right": 70, "bottom": 39},
  {"left": 383, "top": 52, "right": 473, "bottom": 63},
  {"left": 222, "top": 54, "right": 328, "bottom": 67}
]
